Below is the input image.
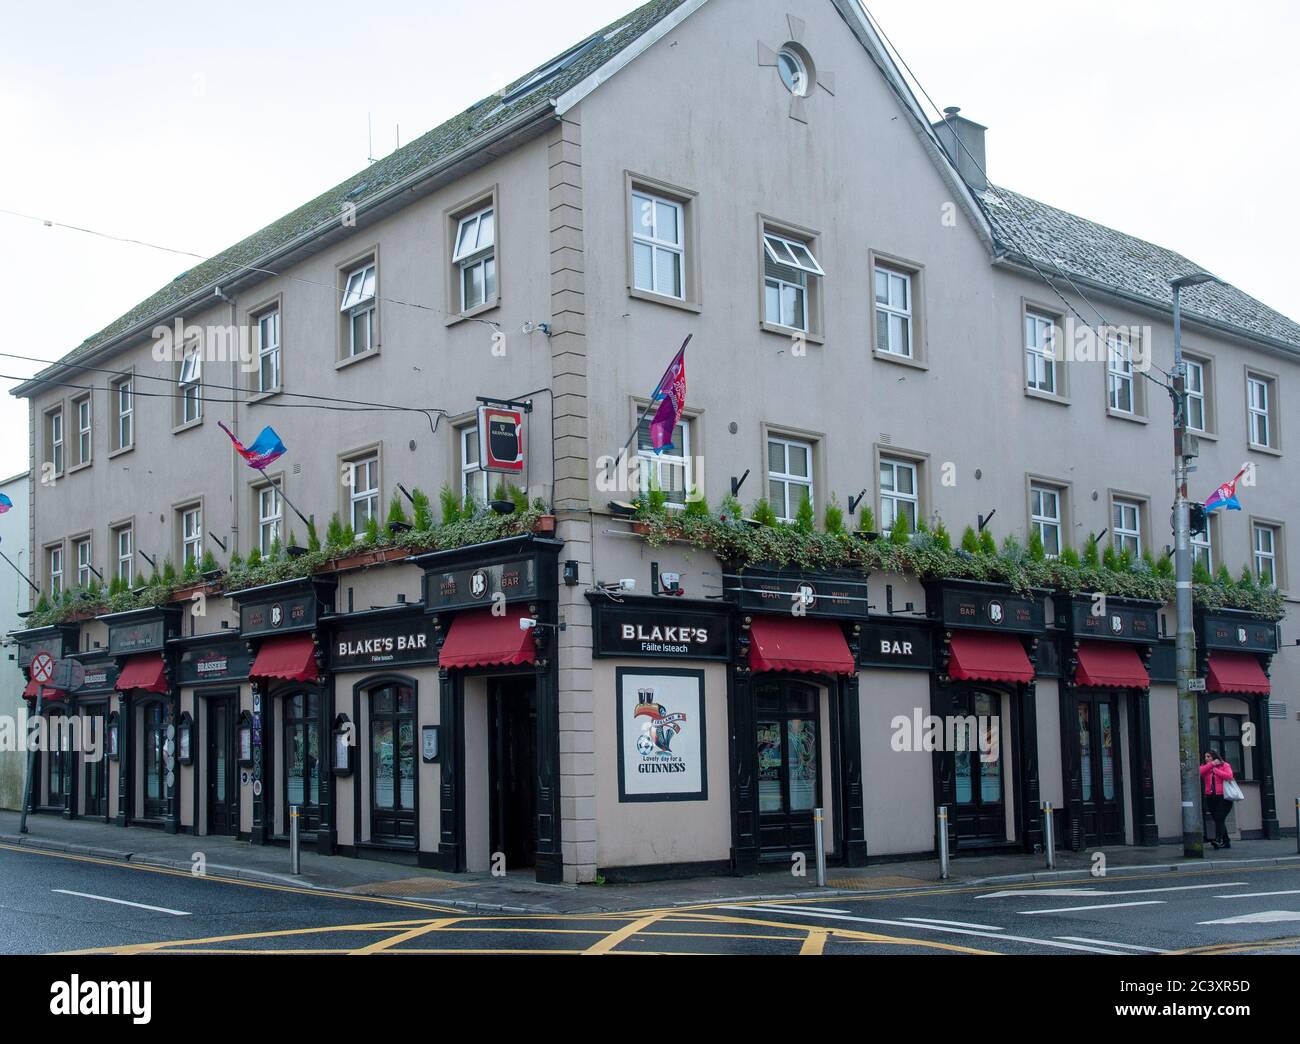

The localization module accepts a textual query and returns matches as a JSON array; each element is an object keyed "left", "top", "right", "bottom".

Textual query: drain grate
[
  {"left": 826, "top": 875, "right": 930, "bottom": 890},
  {"left": 348, "top": 876, "right": 468, "bottom": 896}
]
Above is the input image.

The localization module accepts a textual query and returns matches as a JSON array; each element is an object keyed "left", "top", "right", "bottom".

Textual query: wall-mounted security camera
[
  {"left": 519, "top": 617, "right": 539, "bottom": 631},
  {"left": 619, "top": 579, "right": 636, "bottom": 592}
]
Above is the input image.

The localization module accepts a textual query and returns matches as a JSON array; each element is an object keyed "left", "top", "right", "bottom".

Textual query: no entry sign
[{"left": 29, "top": 652, "right": 54, "bottom": 684}]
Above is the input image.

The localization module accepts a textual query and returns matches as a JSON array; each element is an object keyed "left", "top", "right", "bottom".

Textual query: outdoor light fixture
[
  {"left": 237, "top": 711, "right": 254, "bottom": 767},
  {"left": 176, "top": 712, "right": 194, "bottom": 765},
  {"left": 105, "top": 711, "right": 121, "bottom": 760},
  {"left": 563, "top": 560, "right": 579, "bottom": 586},
  {"left": 331, "top": 714, "right": 355, "bottom": 776}
]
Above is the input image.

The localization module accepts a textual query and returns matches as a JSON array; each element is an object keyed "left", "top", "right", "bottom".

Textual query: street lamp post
[{"left": 1170, "top": 271, "right": 1219, "bottom": 859}]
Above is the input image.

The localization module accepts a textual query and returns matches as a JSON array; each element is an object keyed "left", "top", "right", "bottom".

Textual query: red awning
[
  {"left": 1207, "top": 651, "right": 1270, "bottom": 695},
  {"left": 22, "top": 678, "right": 65, "bottom": 702},
  {"left": 748, "top": 616, "right": 854, "bottom": 676},
  {"left": 1075, "top": 641, "right": 1150, "bottom": 689},
  {"left": 439, "top": 607, "right": 537, "bottom": 669},
  {"left": 947, "top": 631, "right": 1034, "bottom": 684},
  {"left": 115, "top": 654, "right": 169, "bottom": 693},
  {"left": 250, "top": 635, "right": 319, "bottom": 683}
]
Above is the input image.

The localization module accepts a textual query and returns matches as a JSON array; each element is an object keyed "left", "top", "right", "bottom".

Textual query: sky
[{"left": 2, "top": 0, "right": 1297, "bottom": 482}]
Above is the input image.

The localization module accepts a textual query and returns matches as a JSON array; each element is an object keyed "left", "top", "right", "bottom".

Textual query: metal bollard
[
  {"left": 1295, "top": 798, "right": 1299, "bottom": 856},
  {"left": 937, "top": 805, "right": 950, "bottom": 880},
  {"left": 1042, "top": 801, "right": 1056, "bottom": 870},
  {"left": 813, "top": 807, "right": 826, "bottom": 887},
  {"left": 290, "top": 804, "right": 301, "bottom": 875}
]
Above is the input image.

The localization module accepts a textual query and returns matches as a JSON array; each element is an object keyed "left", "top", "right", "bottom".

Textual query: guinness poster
[{"left": 616, "top": 667, "right": 707, "bottom": 803}]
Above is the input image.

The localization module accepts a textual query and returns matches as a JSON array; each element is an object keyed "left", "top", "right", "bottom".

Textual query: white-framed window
[
  {"left": 1191, "top": 527, "right": 1213, "bottom": 573},
  {"left": 1025, "top": 311, "right": 1059, "bottom": 394},
  {"left": 178, "top": 346, "right": 202, "bottom": 423},
  {"left": 631, "top": 191, "right": 684, "bottom": 300},
  {"left": 1248, "top": 374, "right": 1273, "bottom": 448},
  {"left": 1108, "top": 333, "right": 1134, "bottom": 413},
  {"left": 46, "top": 408, "right": 64, "bottom": 475},
  {"left": 114, "top": 525, "right": 133, "bottom": 585},
  {"left": 763, "top": 230, "right": 823, "bottom": 333},
  {"left": 258, "top": 483, "right": 282, "bottom": 555},
  {"left": 637, "top": 414, "right": 692, "bottom": 508},
  {"left": 75, "top": 395, "right": 92, "bottom": 465},
  {"left": 452, "top": 207, "right": 496, "bottom": 311},
  {"left": 257, "top": 309, "right": 281, "bottom": 393},
  {"left": 1112, "top": 498, "right": 1142, "bottom": 556},
  {"left": 459, "top": 427, "right": 489, "bottom": 506},
  {"left": 113, "top": 377, "right": 133, "bottom": 450},
  {"left": 874, "top": 266, "right": 913, "bottom": 357},
  {"left": 879, "top": 457, "right": 919, "bottom": 531},
  {"left": 767, "top": 436, "right": 813, "bottom": 522},
  {"left": 75, "top": 538, "right": 92, "bottom": 589},
  {"left": 1029, "top": 484, "right": 1062, "bottom": 557},
  {"left": 340, "top": 262, "right": 377, "bottom": 357},
  {"left": 47, "top": 546, "right": 63, "bottom": 597},
  {"left": 181, "top": 505, "right": 203, "bottom": 567},
  {"left": 347, "top": 454, "right": 379, "bottom": 532},
  {"left": 1253, "top": 523, "right": 1279, "bottom": 585},
  {"left": 777, "top": 47, "right": 810, "bottom": 96},
  {"left": 1185, "top": 359, "right": 1206, "bottom": 432}
]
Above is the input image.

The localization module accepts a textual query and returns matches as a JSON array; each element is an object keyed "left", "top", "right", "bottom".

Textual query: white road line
[
  {"left": 759, "top": 905, "right": 852, "bottom": 914},
  {"left": 52, "top": 889, "right": 191, "bottom": 916},
  {"left": 981, "top": 882, "right": 1245, "bottom": 900},
  {"left": 1019, "top": 900, "right": 1166, "bottom": 915},
  {"left": 716, "top": 905, "right": 1132, "bottom": 954},
  {"left": 1216, "top": 889, "right": 1300, "bottom": 900},
  {"left": 1055, "top": 936, "right": 1172, "bottom": 954},
  {"left": 902, "top": 917, "right": 1006, "bottom": 931},
  {"left": 1198, "top": 910, "right": 1300, "bottom": 925}
]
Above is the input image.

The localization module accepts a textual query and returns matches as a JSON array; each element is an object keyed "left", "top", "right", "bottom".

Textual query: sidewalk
[{"left": 3, "top": 809, "right": 1296, "bottom": 914}]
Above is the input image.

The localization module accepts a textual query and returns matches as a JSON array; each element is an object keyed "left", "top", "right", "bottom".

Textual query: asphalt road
[{"left": 2, "top": 841, "right": 1298, "bottom": 956}]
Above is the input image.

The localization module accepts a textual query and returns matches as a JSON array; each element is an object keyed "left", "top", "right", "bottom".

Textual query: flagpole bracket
[{"left": 476, "top": 396, "right": 534, "bottom": 414}]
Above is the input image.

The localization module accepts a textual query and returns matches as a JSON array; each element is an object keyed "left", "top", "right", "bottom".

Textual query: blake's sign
[
  {"left": 332, "top": 618, "right": 437, "bottom": 670},
  {"left": 593, "top": 604, "right": 730, "bottom": 660}
]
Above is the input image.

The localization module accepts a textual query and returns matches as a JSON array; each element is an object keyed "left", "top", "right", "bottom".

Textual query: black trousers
[{"left": 1206, "top": 793, "right": 1230, "bottom": 843}]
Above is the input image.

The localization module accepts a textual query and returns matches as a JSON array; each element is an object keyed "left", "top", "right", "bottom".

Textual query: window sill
[
  {"left": 1106, "top": 408, "right": 1149, "bottom": 425},
  {"left": 759, "top": 321, "right": 824, "bottom": 345},
  {"left": 1247, "top": 442, "right": 1282, "bottom": 457},
  {"left": 445, "top": 298, "right": 501, "bottom": 327},
  {"left": 247, "top": 388, "right": 282, "bottom": 405},
  {"left": 68, "top": 461, "right": 93, "bottom": 475},
  {"left": 336, "top": 349, "right": 381, "bottom": 371},
  {"left": 628, "top": 287, "right": 702, "bottom": 314},
  {"left": 873, "top": 348, "right": 928, "bottom": 371},
  {"left": 1025, "top": 387, "right": 1070, "bottom": 406},
  {"left": 108, "top": 445, "right": 134, "bottom": 460},
  {"left": 172, "top": 418, "right": 203, "bottom": 436},
  {"left": 1188, "top": 428, "right": 1218, "bottom": 441}
]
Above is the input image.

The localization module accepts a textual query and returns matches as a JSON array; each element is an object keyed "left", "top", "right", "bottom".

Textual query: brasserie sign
[{"left": 177, "top": 642, "right": 253, "bottom": 686}]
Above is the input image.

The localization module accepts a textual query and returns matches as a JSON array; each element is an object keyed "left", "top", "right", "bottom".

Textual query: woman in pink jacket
[{"left": 1201, "top": 750, "right": 1235, "bottom": 849}]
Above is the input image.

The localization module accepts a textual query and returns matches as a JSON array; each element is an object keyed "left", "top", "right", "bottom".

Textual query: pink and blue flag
[
  {"left": 219, "top": 421, "right": 287, "bottom": 470},
  {"left": 1204, "top": 466, "right": 1248, "bottom": 514},
  {"left": 648, "top": 337, "right": 689, "bottom": 455},
  {"left": 0, "top": 492, "right": 11, "bottom": 514}
]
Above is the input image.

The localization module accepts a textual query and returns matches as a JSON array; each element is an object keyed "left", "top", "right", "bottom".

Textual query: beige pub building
[{"left": 11, "top": 0, "right": 1298, "bottom": 883}]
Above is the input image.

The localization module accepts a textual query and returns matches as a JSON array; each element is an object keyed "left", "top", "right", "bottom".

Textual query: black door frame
[
  {"left": 488, "top": 675, "right": 539, "bottom": 869},
  {"left": 1071, "top": 688, "right": 1126, "bottom": 846},
  {"left": 82, "top": 700, "right": 109, "bottom": 821},
  {"left": 753, "top": 675, "right": 825, "bottom": 859},
  {"left": 205, "top": 691, "right": 240, "bottom": 837},
  {"left": 278, "top": 684, "right": 324, "bottom": 837},
  {"left": 358, "top": 673, "right": 420, "bottom": 848}
]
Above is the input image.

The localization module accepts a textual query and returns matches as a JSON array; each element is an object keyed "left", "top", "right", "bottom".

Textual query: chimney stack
[{"left": 932, "top": 106, "right": 988, "bottom": 193}]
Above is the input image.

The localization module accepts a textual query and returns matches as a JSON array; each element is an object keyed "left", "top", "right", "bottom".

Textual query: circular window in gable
[{"left": 777, "top": 45, "right": 814, "bottom": 97}]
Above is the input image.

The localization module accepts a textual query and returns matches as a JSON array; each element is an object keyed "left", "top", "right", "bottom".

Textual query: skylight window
[{"left": 500, "top": 33, "right": 605, "bottom": 105}]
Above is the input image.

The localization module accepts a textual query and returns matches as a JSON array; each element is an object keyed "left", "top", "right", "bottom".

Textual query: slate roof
[
  {"left": 21, "top": 0, "right": 689, "bottom": 386},
  {"left": 985, "top": 185, "right": 1300, "bottom": 350}
]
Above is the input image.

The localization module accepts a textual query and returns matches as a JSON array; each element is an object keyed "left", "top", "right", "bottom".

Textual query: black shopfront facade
[
  {"left": 415, "top": 535, "right": 564, "bottom": 881},
  {"left": 724, "top": 564, "right": 869, "bottom": 872},
  {"left": 1052, "top": 594, "right": 1162, "bottom": 849},
  {"left": 926, "top": 579, "right": 1044, "bottom": 854}
]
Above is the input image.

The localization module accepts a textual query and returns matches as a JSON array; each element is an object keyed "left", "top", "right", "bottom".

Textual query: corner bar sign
[{"left": 476, "top": 404, "right": 524, "bottom": 474}]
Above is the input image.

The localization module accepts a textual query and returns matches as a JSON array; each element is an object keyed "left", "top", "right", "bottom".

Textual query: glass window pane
[
  {"left": 757, "top": 722, "right": 784, "bottom": 813},
  {"left": 786, "top": 719, "right": 817, "bottom": 811},
  {"left": 655, "top": 201, "right": 678, "bottom": 244},
  {"left": 655, "top": 248, "right": 681, "bottom": 298},
  {"left": 478, "top": 209, "right": 494, "bottom": 249},
  {"left": 768, "top": 440, "right": 785, "bottom": 474},
  {"left": 634, "top": 242, "right": 654, "bottom": 292},
  {"left": 787, "top": 443, "right": 808, "bottom": 478}
]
